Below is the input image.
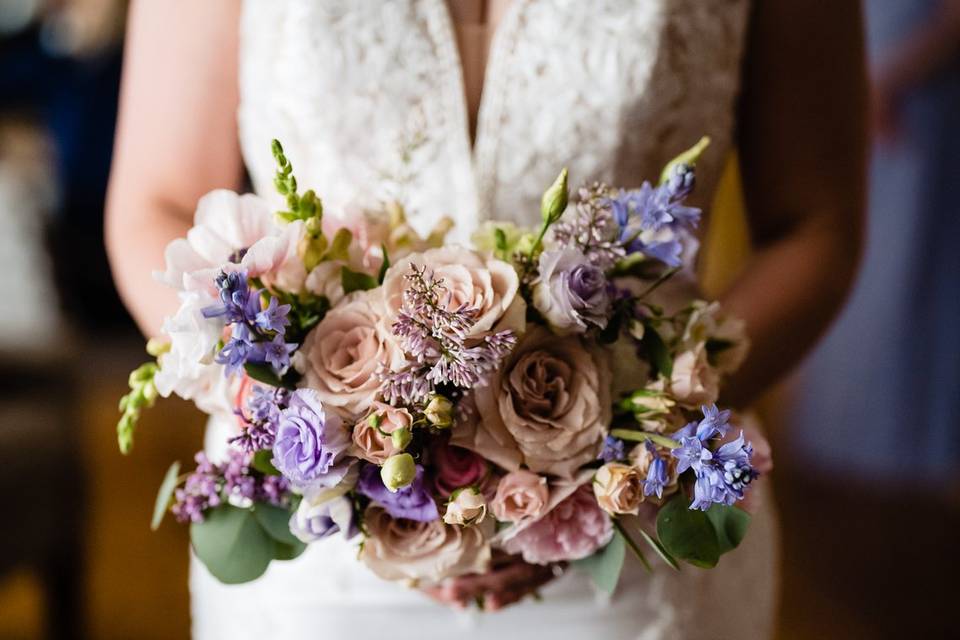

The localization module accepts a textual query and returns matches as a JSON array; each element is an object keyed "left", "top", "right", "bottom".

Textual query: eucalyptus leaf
[
  {"left": 656, "top": 495, "right": 720, "bottom": 569},
  {"left": 636, "top": 527, "right": 680, "bottom": 571},
  {"left": 243, "top": 362, "right": 283, "bottom": 387},
  {"left": 572, "top": 530, "right": 625, "bottom": 595},
  {"left": 341, "top": 267, "right": 378, "bottom": 294},
  {"left": 191, "top": 505, "right": 275, "bottom": 584},
  {"left": 272, "top": 540, "right": 307, "bottom": 561},
  {"left": 252, "top": 503, "right": 301, "bottom": 547},
  {"left": 251, "top": 449, "right": 281, "bottom": 476},
  {"left": 705, "top": 504, "right": 751, "bottom": 555},
  {"left": 151, "top": 461, "right": 181, "bottom": 531}
]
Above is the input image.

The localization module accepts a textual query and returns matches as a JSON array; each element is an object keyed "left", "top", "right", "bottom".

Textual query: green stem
[
  {"left": 613, "top": 519, "right": 652, "bottom": 573},
  {"left": 636, "top": 267, "right": 680, "bottom": 300},
  {"left": 609, "top": 429, "right": 680, "bottom": 450}
]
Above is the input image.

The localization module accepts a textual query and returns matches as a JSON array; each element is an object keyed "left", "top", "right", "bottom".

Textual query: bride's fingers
[
  {"left": 421, "top": 585, "right": 468, "bottom": 609},
  {"left": 447, "top": 561, "right": 554, "bottom": 601}
]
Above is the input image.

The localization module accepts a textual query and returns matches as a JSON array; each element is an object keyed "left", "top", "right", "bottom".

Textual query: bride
[{"left": 105, "top": 1, "right": 865, "bottom": 638}]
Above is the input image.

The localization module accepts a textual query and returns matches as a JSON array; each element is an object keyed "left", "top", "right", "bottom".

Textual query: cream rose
[
  {"left": 360, "top": 506, "right": 492, "bottom": 584},
  {"left": 294, "top": 291, "right": 403, "bottom": 418},
  {"left": 593, "top": 463, "right": 644, "bottom": 515},
  {"left": 378, "top": 246, "right": 526, "bottom": 340},
  {"left": 670, "top": 343, "right": 720, "bottom": 408},
  {"left": 490, "top": 470, "right": 549, "bottom": 523},
  {"left": 350, "top": 402, "right": 412, "bottom": 464},
  {"left": 456, "top": 327, "right": 611, "bottom": 478},
  {"left": 442, "top": 488, "right": 487, "bottom": 526}
]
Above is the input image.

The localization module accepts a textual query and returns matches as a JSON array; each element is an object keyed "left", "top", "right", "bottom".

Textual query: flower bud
[
  {"left": 424, "top": 395, "right": 454, "bottom": 429},
  {"left": 326, "top": 227, "right": 353, "bottom": 262},
  {"left": 540, "top": 167, "right": 569, "bottom": 225},
  {"left": 298, "top": 234, "right": 328, "bottom": 272},
  {"left": 390, "top": 427, "right": 412, "bottom": 451},
  {"left": 381, "top": 453, "right": 416, "bottom": 492}
]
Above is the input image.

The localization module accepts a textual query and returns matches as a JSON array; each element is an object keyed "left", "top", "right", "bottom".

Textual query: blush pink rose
[
  {"left": 350, "top": 402, "right": 412, "bottom": 464},
  {"left": 430, "top": 439, "right": 488, "bottom": 497},
  {"left": 490, "top": 470, "right": 549, "bottom": 523},
  {"left": 294, "top": 291, "right": 404, "bottom": 419},
  {"left": 500, "top": 484, "right": 613, "bottom": 565}
]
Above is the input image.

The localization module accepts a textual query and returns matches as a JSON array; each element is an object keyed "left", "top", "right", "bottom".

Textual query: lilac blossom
[
  {"left": 551, "top": 184, "right": 625, "bottom": 270},
  {"left": 229, "top": 386, "right": 289, "bottom": 452},
  {"left": 356, "top": 463, "right": 440, "bottom": 522}
]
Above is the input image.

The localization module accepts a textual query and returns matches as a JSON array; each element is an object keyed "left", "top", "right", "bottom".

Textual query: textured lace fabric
[{"left": 193, "top": 1, "right": 779, "bottom": 638}]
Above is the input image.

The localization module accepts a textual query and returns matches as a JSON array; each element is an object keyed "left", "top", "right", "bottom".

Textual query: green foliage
[
  {"left": 659, "top": 136, "right": 710, "bottom": 185},
  {"left": 243, "top": 362, "right": 300, "bottom": 389},
  {"left": 377, "top": 244, "right": 391, "bottom": 285},
  {"left": 656, "top": 495, "right": 751, "bottom": 569},
  {"left": 271, "top": 139, "right": 323, "bottom": 224},
  {"left": 251, "top": 449, "right": 281, "bottom": 476},
  {"left": 151, "top": 461, "right": 181, "bottom": 531},
  {"left": 117, "top": 361, "right": 159, "bottom": 454},
  {"left": 573, "top": 529, "right": 626, "bottom": 594},
  {"left": 639, "top": 325, "right": 673, "bottom": 377},
  {"left": 636, "top": 527, "right": 680, "bottom": 571},
  {"left": 341, "top": 266, "right": 378, "bottom": 294}
]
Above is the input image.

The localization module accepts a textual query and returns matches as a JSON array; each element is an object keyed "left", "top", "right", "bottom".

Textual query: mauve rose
[
  {"left": 670, "top": 343, "right": 720, "bottom": 408},
  {"left": 532, "top": 247, "right": 612, "bottom": 334},
  {"left": 501, "top": 485, "right": 612, "bottom": 565},
  {"left": 378, "top": 246, "right": 526, "bottom": 341},
  {"left": 351, "top": 403, "right": 412, "bottom": 464},
  {"left": 490, "top": 470, "right": 549, "bottom": 523},
  {"left": 458, "top": 327, "right": 611, "bottom": 478},
  {"left": 360, "top": 505, "right": 493, "bottom": 584},
  {"left": 430, "top": 439, "right": 488, "bottom": 497},
  {"left": 294, "top": 290, "right": 404, "bottom": 418}
]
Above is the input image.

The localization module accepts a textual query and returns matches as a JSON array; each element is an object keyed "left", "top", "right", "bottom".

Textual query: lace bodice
[
  {"left": 238, "top": 0, "right": 750, "bottom": 237},
  {"left": 194, "top": 3, "right": 778, "bottom": 639}
]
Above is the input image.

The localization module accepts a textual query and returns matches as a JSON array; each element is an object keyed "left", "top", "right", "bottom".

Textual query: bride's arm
[
  {"left": 720, "top": 0, "right": 867, "bottom": 407},
  {"left": 105, "top": 0, "right": 244, "bottom": 337}
]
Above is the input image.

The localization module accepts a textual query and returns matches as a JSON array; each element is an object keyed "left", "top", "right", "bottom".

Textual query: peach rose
[
  {"left": 350, "top": 402, "right": 412, "bottom": 464},
  {"left": 592, "top": 463, "right": 644, "bottom": 515},
  {"left": 490, "top": 470, "right": 549, "bottom": 523},
  {"left": 456, "top": 327, "right": 611, "bottom": 478},
  {"left": 378, "top": 246, "right": 526, "bottom": 341},
  {"left": 360, "top": 505, "right": 492, "bottom": 584},
  {"left": 294, "top": 291, "right": 403, "bottom": 418}
]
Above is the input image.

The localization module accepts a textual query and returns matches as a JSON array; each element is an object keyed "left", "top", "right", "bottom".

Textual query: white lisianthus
[
  {"left": 289, "top": 494, "right": 357, "bottom": 543},
  {"left": 442, "top": 487, "right": 488, "bottom": 526},
  {"left": 532, "top": 247, "right": 611, "bottom": 335},
  {"left": 681, "top": 301, "right": 750, "bottom": 374},
  {"left": 669, "top": 343, "right": 720, "bottom": 408}
]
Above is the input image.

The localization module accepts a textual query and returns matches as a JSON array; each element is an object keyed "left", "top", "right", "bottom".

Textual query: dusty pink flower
[
  {"left": 490, "top": 470, "right": 549, "bottom": 523},
  {"left": 350, "top": 403, "right": 412, "bottom": 464},
  {"left": 430, "top": 439, "right": 488, "bottom": 497},
  {"left": 500, "top": 485, "right": 612, "bottom": 565}
]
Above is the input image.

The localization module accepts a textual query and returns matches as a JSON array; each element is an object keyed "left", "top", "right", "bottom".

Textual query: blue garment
[{"left": 789, "top": 0, "right": 960, "bottom": 485}]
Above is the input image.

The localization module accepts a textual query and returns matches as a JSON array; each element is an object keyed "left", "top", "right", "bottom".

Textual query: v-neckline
[{"left": 431, "top": 0, "right": 524, "bottom": 220}]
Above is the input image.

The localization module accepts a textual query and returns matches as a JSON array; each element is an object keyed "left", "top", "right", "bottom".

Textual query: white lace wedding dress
[{"left": 190, "top": 1, "right": 779, "bottom": 638}]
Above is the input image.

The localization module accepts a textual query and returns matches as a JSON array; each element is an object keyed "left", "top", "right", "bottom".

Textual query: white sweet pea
[{"left": 442, "top": 487, "right": 487, "bottom": 526}]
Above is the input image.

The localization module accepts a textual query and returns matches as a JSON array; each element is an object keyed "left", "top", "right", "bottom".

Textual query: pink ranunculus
[
  {"left": 430, "top": 439, "right": 488, "bottom": 498},
  {"left": 500, "top": 484, "right": 613, "bottom": 565}
]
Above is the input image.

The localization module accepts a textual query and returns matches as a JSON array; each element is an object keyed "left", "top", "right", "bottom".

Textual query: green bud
[
  {"left": 424, "top": 394, "right": 454, "bottom": 429},
  {"left": 540, "top": 167, "right": 569, "bottom": 225},
  {"left": 325, "top": 227, "right": 353, "bottom": 262},
  {"left": 381, "top": 453, "right": 416, "bottom": 492},
  {"left": 271, "top": 138, "right": 284, "bottom": 159},
  {"left": 299, "top": 234, "right": 328, "bottom": 272},
  {"left": 305, "top": 216, "right": 323, "bottom": 236},
  {"left": 146, "top": 338, "right": 170, "bottom": 357},
  {"left": 391, "top": 427, "right": 413, "bottom": 451},
  {"left": 659, "top": 136, "right": 710, "bottom": 185}
]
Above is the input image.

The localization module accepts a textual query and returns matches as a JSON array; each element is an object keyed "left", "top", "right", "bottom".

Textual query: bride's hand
[{"left": 423, "top": 552, "right": 560, "bottom": 611}]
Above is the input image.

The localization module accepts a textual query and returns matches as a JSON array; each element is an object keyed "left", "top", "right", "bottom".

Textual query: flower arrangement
[{"left": 118, "top": 137, "right": 767, "bottom": 595}]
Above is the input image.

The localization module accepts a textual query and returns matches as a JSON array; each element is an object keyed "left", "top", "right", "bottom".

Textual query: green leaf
[
  {"left": 243, "top": 362, "right": 284, "bottom": 387},
  {"left": 191, "top": 505, "right": 275, "bottom": 584},
  {"left": 272, "top": 540, "right": 307, "bottom": 561},
  {"left": 251, "top": 449, "right": 281, "bottom": 476},
  {"left": 612, "top": 519, "right": 652, "bottom": 573},
  {"left": 705, "top": 504, "right": 751, "bottom": 555},
  {"left": 656, "top": 495, "right": 720, "bottom": 569},
  {"left": 377, "top": 244, "right": 391, "bottom": 285},
  {"left": 151, "top": 461, "right": 181, "bottom": 531},
  {"left": 572, "top": 529, "right": 625, "bottom": 594},
  {"left": 252, "top": 503, "right": 300, "bottom": 547},
  {"left": 636, "top": 527, "right": 680, "bottom": 571},
  {"left": 341, "top": 267, "right": 378, "bottom": 294},
  {"left": 641, "top": 327, "right": 673, "bottom": 377}
]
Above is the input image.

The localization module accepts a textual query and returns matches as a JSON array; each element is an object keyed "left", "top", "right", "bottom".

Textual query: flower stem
[
  {"left": 613, "top": 519, "right": 652, "bottom": 573},
  {"left": 609, "top": 429, "right": 680, "bottom": 450}
]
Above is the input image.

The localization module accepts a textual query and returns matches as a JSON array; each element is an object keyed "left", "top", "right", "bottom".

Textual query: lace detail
[{"left": 199, "top": 2, "right": 777, "bottom": 639}]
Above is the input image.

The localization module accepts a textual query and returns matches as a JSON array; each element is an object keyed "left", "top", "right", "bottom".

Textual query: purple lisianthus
[
  {"left": 289, "top": 495, "right": 358, "bottom": 543},
  {"left": 356, "top": 463, "right": 439, "bottom": 522},
  {"left": 272, "top": 389, "right": 352, "bottom": 490},
  {"left": 532, "top": 247, "right": 612, "bottom": 334}
]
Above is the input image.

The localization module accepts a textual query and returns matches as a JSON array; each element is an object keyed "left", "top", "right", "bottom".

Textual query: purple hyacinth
[
  {"left": 598, "top": 435, "right": 626, "bottom": 463},
  {"left": 643, "top": 443, "right": 670, "bottom": 499},
  {"left": 356, "top": 463, "right": 440, "bottom": 522},
  {"left": 272, "top": 389, "right": 352, "bottom": 490}
]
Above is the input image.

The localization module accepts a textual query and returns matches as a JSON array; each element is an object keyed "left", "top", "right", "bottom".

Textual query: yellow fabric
[{"left": 699, "top": 150, "right": 751, "bottom": 297}]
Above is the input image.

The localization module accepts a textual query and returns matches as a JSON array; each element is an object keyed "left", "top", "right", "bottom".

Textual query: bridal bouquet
[{"left": 118, "top": 137, "right": 767, "bottom": 593}]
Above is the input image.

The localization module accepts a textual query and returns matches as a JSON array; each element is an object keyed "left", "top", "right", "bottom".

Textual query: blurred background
[{"left": 0, "top": 0, "right": 957, "bottom": 638}]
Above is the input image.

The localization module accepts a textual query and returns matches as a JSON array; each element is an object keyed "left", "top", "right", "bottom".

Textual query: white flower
[
  {"left": 304, "top": 260, "right": 347, "bottom": 306},
  {"left": 443, "top": 488, "right": 487, "bottom": 526},
  {"left": 289, "top": 494, "right": 357, "bottom": 543},
  {"left": 670, "top": 343, "right": 720, "bottom": 408},
  {"left": 155, "top": 189, "right": 303, "bottom": 294},
  {"left": 153, "top": 290, "right": 237, "bottom": 416},
  {"left": 681, "top": 301, "right": 750, "bottom": 374}
]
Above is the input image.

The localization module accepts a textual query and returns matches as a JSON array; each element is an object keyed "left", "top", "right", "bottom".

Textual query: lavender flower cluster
[
  {"left": 380, "top": 265, "right": 516, "bottom": 405},
  {"left": 229, "top": 385, "right": 291, "bottom": 453},
  {"left": 171, "top": 449, "right": 290, "bottom": 523},
  {"left": 203, "top": 269, "right": 297, "bottom": 376}
]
